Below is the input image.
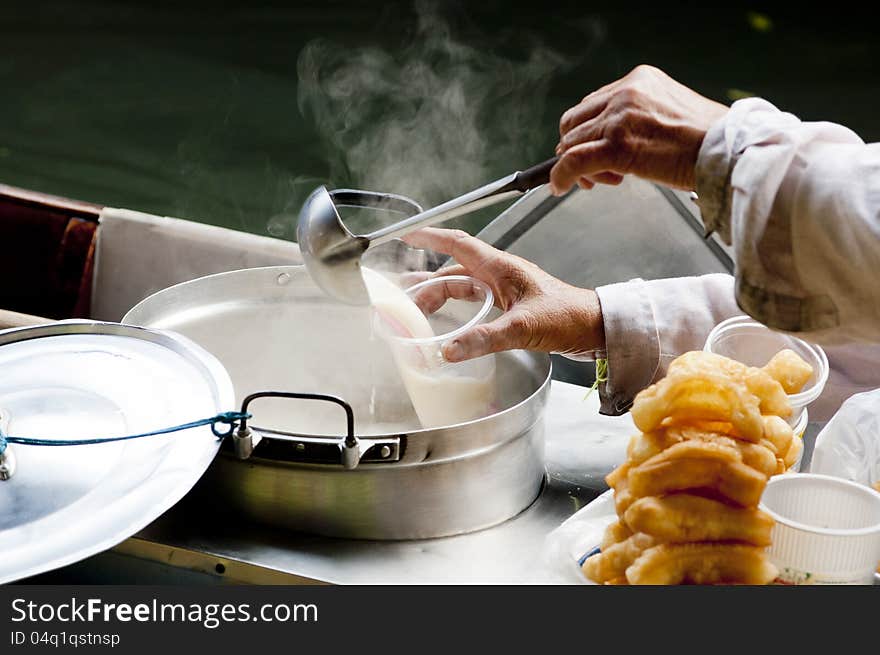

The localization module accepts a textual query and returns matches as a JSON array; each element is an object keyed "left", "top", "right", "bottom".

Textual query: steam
[
  {"left": 266, "top": 174, "right": 325, "bottom": 238},
  {"left": 295, "top": 1, "right": 572, "bottom": 229}
]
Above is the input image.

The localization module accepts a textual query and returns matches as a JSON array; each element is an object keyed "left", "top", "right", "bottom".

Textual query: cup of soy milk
[{"left": 369, "top": 272, "right": 497, "bottom": 429}]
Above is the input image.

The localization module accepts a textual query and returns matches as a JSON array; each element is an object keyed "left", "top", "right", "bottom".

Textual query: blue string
[
  {"left": 578, "top": 546, "right": 601, "bottom": 567},
  {"left": 0, "top": 411, "right": 251, "bottom": 456}
]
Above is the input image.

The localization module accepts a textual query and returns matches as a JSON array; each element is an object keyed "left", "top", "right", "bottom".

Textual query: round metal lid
[{"left": 0, "top": 321, "right": 234, "bottom": 583}]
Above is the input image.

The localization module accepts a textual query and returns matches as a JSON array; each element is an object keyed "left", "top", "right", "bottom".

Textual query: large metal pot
[{"left": 124, "top": 265, "right": 551, "bottom": 539}]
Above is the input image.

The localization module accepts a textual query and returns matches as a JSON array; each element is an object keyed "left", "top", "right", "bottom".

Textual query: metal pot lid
[{"left": 0, "top": 320, "right": 234, "bottom": 583}]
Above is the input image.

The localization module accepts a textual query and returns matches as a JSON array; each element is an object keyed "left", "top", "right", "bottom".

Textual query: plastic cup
[
  {"left": 760, "top": 473, "right": 880, "bottom": 584},
  {"left": 787, "top": 408, "right": 807, "bottom": 472},
  {"left": 375, "top": 276, "right": 497, "bottom": 429},
  {"left": 704, "top": 316, "right": 829, "bottom": 427}
]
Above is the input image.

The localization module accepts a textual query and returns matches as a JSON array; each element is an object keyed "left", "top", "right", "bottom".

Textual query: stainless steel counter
[{"left": 26, "top": 380, "right": 826, "bottom": 585}]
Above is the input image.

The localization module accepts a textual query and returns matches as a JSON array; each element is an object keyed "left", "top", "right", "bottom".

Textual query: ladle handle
[
  {"left": 366, "top": 156, "right": 559, "bottom": 246},
  {"left": 512, "top": 156, "right": 558, "bottom": 192}
]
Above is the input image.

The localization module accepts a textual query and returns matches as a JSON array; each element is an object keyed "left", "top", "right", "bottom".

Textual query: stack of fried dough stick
[{"left": 583, "top": 349, "right": 813, "bottom": 585}]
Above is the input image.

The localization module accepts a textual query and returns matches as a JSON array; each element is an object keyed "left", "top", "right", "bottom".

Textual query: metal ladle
[{"left": 297, "top": 156, "right": 558, "bottom": 305}]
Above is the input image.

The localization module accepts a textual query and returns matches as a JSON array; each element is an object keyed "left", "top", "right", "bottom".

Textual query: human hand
[
  {"left": 402, "top": 228, "right": 605, "bottom": 362},
  {"left": 551, "top": 65, "right": 728, "bottom": 194}
]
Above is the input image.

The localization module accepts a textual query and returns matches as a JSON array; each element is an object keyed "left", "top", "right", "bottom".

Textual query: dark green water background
[{"left": 2, "top": 1, "right": 877, "bottom": 237}]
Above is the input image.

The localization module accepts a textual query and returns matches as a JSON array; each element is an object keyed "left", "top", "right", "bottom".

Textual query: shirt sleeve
[
  {"left": 594, "top": 273, "right": 740, "bottom": 415},
  {"left": 593, "top": 273, "right": 880, "bottom": 420},
  {"left": 695, "top": 97, "right": 880, "bottom": 344}
]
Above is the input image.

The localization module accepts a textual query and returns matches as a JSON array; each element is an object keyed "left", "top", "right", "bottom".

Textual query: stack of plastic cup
[
  {"left": 760, "top": 474, "right": 880, "bottom": 584},
  {"left": 703, "top": 315, "right": 829, "bottom": 440}
]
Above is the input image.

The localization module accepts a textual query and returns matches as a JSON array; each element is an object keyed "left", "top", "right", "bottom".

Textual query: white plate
[{"left": 0, "top": 322, "right": 234, "bottom": 583}]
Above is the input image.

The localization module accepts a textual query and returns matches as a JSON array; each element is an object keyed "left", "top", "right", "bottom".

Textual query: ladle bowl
[{"left": 296, "top": 187, "right": 424, "bottom": 306}]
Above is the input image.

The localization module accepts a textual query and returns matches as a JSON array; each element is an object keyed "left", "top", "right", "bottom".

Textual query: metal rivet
[
  {"left": 379, "top": 445, "right": 391, "bottom": 459},
  {"left": 296, "top": 442, "right": 305, "bottom": 452},
  {"left": 0, "top": 448, "right": 15, "bottom": 481},
  {"left": 276, "top": 272, "right": 292, "bottom": 286}
]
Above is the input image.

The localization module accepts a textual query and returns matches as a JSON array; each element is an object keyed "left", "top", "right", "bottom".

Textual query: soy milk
[
  {"left": 362, "top": 269, "right": 496, "bottom": 429},
  {"left": 396, "top": 361, "right": 496, "bottom": 428},
  {"left": 362, "top": 269, "right": 434, "bottom": 340}
]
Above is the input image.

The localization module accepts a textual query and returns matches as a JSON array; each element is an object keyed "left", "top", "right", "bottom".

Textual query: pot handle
[{"left": 232, "top": 391, "right": 399, "bottom": 469}]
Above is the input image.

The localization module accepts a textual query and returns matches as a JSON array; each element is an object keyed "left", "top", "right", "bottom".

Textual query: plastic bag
[
  {"left": 532, "top": 490, "right": 618, "bottom": 584},
  {"left": 810, "top": 388, "right": 880, "bottom": 487}
]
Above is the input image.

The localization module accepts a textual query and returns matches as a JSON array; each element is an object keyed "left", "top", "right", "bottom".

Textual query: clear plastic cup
[
  {"left": 704, "top": 316, "right": 829, "bottom": 427},
  {"left": 760, "top": 473, "right": 880, "bottom": 584},
  {"left": 375, "top": 276, "right": 497, "bottom": 429},
  {"left": 788, "top": 408, "right": 807, "bottom": 472}
]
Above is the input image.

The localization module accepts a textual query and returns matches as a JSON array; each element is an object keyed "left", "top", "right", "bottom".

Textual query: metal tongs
[{"left": 297, "top": 156, "right": 558, "bottom": 305}]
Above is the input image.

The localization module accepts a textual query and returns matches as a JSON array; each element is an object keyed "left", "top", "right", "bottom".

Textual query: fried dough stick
[
  {"left": 624, "top": 494, "right": 774, "bottom": 546},
  {"left": 631, "top": 372, "right": 764, "bottom": 441},
  {"left": 762, "top": 415, "right": 794, "bottom": 457},
  {"left": 627, "top": 441, "right": 769, "bottom": 507},
  {"left": 606, "top": 464, "right": 638, "bottom": 515},
  {"left": 628, "top": 429, "right": 778, "bottom": 477},
  {"left": 582, "top": 532, "right": 656, "bottom": 584},
  {"left": 669, "top": 351, "right": 791, "bottom": 417},
  {"left": 783, "top": 434, "right": 804, "bottom": 469},
  {"left": 600, "top": 519, "right": 633, "bottom": 550},
  {"left": 763, "top": 349, "right": 813, "bottom": 394},
  {"left": 626, "top": 543, "right": 778, "bottom": 585}
]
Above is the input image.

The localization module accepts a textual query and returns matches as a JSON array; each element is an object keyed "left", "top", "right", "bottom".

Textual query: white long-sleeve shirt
[{"left": 593, "top": 98, "right": 880, "bottom": 419}]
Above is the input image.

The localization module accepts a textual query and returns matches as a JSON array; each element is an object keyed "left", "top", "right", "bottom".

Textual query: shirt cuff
[
  {"left": 594, "top": 279, "right": 660, "bottom": 416},
  {"left": 694, "top": 97, "right": 782, "bottom": 244}
]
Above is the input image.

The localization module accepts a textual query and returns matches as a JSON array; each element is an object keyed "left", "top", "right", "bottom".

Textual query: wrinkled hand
[
  {"left": 550, "top": 65, "right": 729, "bottom": 194},
  {"left": 402, "top": 228, "right": 605, "bottom": 363}
]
